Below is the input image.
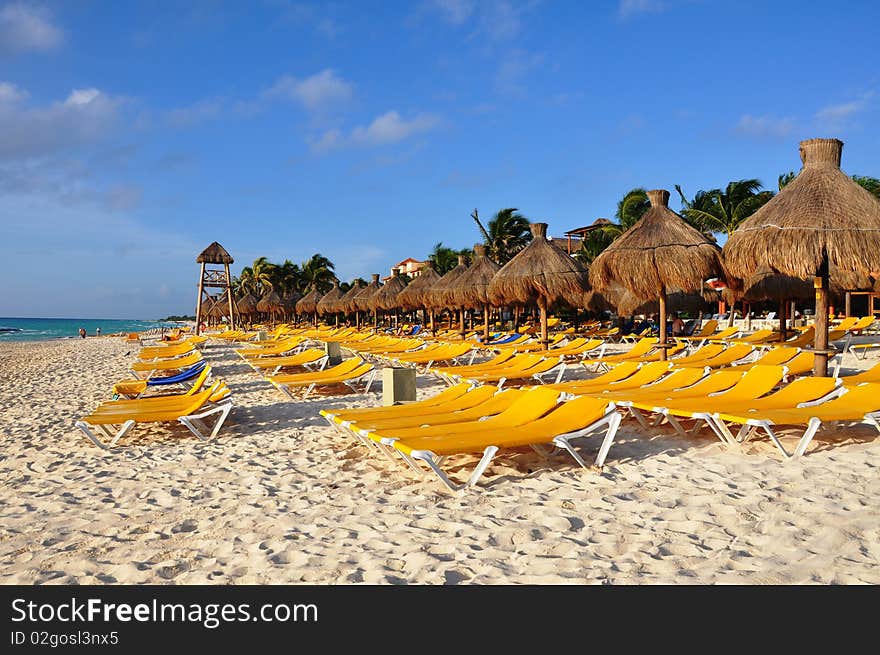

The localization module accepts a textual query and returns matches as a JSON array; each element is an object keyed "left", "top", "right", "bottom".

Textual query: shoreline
[{"left": 1, "top": 336, "right": 879, "bottom": 584}]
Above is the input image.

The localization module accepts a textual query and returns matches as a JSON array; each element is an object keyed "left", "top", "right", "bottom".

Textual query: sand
[{"left": 1, "top": 335, "right": 879, "bottom": 584}]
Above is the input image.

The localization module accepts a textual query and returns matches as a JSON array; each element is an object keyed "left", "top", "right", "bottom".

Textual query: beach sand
[{"left": 1, "top": 336, "right": 879, "bottom": 584}]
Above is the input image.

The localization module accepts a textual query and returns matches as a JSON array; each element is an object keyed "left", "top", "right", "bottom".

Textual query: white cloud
[
  {"left": 733, "top": 114, "right": 796, "bottom": 139},
  {"left": 165, "top": 98, "right": 224, "bottom": 127},
  {"left": 431, "top": 0, "right": 474, "bottom": 24},
  {"left": 618, "top": 0, "right": 666, "bottom": 18},
  {"left": 310, "top": 111, "right": 440, "bottom": 153},
  {"left": 0, "top": 3, "right": 63, "bottom": 54},
  {"left": 0, "top": 80, "right": 26, "bottom": 103},
  {"left": 0, "top": 83, "right": 125, "bottom": 160},
  {"left": 266, "top": 69, "right": 353, "bottom": 112},
  {"left": 814, "top": 93, "right": 872, "bottom": 128}
]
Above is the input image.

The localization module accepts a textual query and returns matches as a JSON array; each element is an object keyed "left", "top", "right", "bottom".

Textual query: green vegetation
[{"left": 160, "top": 315, "right": 195, "bottom": 321}]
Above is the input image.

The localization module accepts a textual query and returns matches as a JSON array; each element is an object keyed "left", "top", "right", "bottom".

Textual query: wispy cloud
[
  {"left": 814, "top": 92, "right": 873, "bottom": 129},
  {"left": 310, "top": 111, "right": 441, "bottom": 153},
  {"left": 733, "top": 113, "right": 796, "bottom": 139},
  {"left": 496, "top": 49, "right": 545, "bottom": 93},
  {"left": 618, "top": 0, "right": 666, "bottom": 19},
  {"left": 0, "top": 3, "right": 63, "bottom": 54},
  {"left": 430, "top": 0, "right": 474, "bottom": 24},
  {"left": 266, "top": 69, "right": 354, "bottom": 112},
  {"left": 0, "top": 83, "right": 126, "bottom": 160},
  {"left": 165, "top": 97, "right": 224, "bottom": 127}
]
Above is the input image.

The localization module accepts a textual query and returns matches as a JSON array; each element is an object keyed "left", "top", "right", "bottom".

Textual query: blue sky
[{"left": 1, "top": 0, "right": 878, "bottom": 319}]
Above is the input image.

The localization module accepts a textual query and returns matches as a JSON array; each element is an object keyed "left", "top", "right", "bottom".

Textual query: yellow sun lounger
[
  {"left": 129, "top": 351, "right": 203, "bottom": 378},
  {"left": 549, "top": 338, "right": 606, "bottom": 360},
  {"left": 582, "top": 338, "right": 658, "bottom": 370},
  {"left": 708, "top": 382, "right": 880, "bottom": 458},
  {"left": 74, "top": 381, "right": 233, "bottom": 449},
  {"left": 705, "top": 327, "right": 743, "bottom": 342},
  {"left": 725, "top": 346, "right": 800, "bottom": 370},
  {"left": 461, "top": 355, "right": 567, "bottom": 388},
  {"left": 839, "top": 361, "right": 880, "bottom": 385},
  {"left": 727, "top": 329, "right": 776, "bottom": 345},
  {"left": 386, "top": 343, "right": 475, "bottom": 368},
  {"left": 378, "top": 395, "right": 622, "bottom": 491},
  {"left": 678, "top": 344, "right": 755, "bottom": 369},
  {"left": 319, "top": 383, "right": 480, "bottom": 427},
  {"left": 550, "top": 361, "right": 675, "bottom": 396},
  {"left": 246, "top": 348, "right": 328, "bottom": 373},
  {"left": 236, "top": 337, "right": 304, "bottom": 358},
  {"left": 669, "top": 343, "right": 726, "bottom": 366},
  {"left": 427, "top": 351, "right": 517, "bottom": 381},
  {"left": 622, "top": 365, "right": 788, "bottom": 436},
  {"left": 137, "top": 340, "right": 196, "bottom": 360},
  {"left": 112, "top": 364, "right": 212, "bottom": 399},
  {"left": 268, "top": 358, "right": 376, "bottom": 399}
]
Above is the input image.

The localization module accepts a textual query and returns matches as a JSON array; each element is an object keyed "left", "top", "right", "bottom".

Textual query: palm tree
[
  {"left": 778, "top": 171, "right": 796, "bottom": 190},
  {"left": 300, "top": 253, "right": 337, "bottom": 293},
  {"left": 472, "top": 208, "right": 532, "bottom": 264},
  {"left": 251, "top": 256, "right": 278, "bottom": 295},
  {"left": 274, "top": 259, "right": 301, "bottom": 295},
  {"left": 428, "top": 242, "right": 469, "bottom": 275},
  {"left": 233, "top": 266, "right": 257, "bottom": 296},
  {"left": 676, "top": 179, "right": 773, "bottom": 240}
]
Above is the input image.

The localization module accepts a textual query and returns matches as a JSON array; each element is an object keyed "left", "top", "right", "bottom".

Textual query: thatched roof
[
  {"left": 590, "top": 190, "right": 723, "bottom": 301},
  {"left": 724, "top": 138, "right": 880, "bottom": 280},
  {"left": 373, "top": 270, "right": 408, "bottom": 311},
  {"left": 353, "top": 274, "right": 382, "bottom": 312},
  {"left": 424, "top": 255, "right": 470, "bottom": 310},
  {"left": 339, "top": 280, "right": 366, "bottom": 314},
  {"left": 196, "top": 241, "right": 234, "bottom": 264},
  {"left": 487, "top": 223, "right": 588, "bottom": 308},
  {"left": 739, "top": 266, "right": 814, "bottom": 302},
  {"left": 396, "top": 261, "right": 442, "bottom": 310},
  {"left": 316, "top": 281, "right": 344, "bottom": 315},
  {"left": 449, "top": 244, "right": 501, "bottom": 309},
  {"left": 583, "top": 283, "right": 626, "bottom": 313},
  {"left": 296, "top": 287, "right": 323, "bottom": 314},
  {"left": 236, "top": 293, "right": 258, "bottom": 314},
  {"left": 256, "top": 290, "right": 283, "bottom": 313}
]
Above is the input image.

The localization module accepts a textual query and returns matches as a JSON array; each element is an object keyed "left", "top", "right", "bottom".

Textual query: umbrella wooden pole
[
  {"left": 429, "top": 309, "right": 435, "bottom": 334},
  {"left": 658, "top": 289, "right": 668, "bottom": 361},
  {"left": 483, "top": 305, "right": 490, "bottom": 342},
  {"left": 813, "top": 257, "right": 830, "bottom": 377},
  {"left": 779, "top": 299, "right": 787, "bottom": 341},
  {"left": 539, "top": 301, "right": 548, "bottom": 350},
  {"left": 845, "top": 291, "right": 852, "bottom": 318},
  {"left": 459, "top": 309, "right": 465, "bottom": 339},
  {"left": 374, "top": 311, "right": 379, "bottom": 331}
]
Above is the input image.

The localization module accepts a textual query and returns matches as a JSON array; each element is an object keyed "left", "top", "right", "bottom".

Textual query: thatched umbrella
[
  {"left": 340, "top": 280, "right": 366, "bottom": 327},
  {"left": 236, "top": 292, "right": 258, "bottom": 316},
  {"left": 449, "top": 244, "right": 501, "bottom": 341},
  {"left": 724, "top": 138, "right": 880, "bottom": 375},
  {"left": 208, "top": 296, "right": 235, "bottom": 324},
  {"left": 316, "top": 281, "right": 345, "bottom": 326},
  {"left": 256, "top": 290, "right": 284, "bottom": 322},
  {"left": 373, "top": 270, "right": 408, "bottom": 328},
  {"left": 424, "top": 255, "right": 470, "bottom": 335},
  {"left": 590, "top": 190, "right": 724, "bottom": 360},
  {"left": 353, "top": 274, "right": 383, "bottom": 328},
  {"left": 396, "top": 261, "right": 442, "bottom": 332},
  {"left": 488, "top": 222, "right": 589, "bottom": 347},
  {"left": 280, "top": 290, "right": 301, "bottom": 322},
  {"left": 296, "top": 287, "right": 324, "bottom": 326}
]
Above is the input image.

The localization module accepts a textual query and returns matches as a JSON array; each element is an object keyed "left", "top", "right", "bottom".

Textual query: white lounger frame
[{"left": 74, "top": 400, "right": 233, "bottom": 450}]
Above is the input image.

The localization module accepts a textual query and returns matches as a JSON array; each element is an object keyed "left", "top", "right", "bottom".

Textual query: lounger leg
[
  {"left": 626, "top": 406, "right": 651, "bottom": 429},
  {"left": 75, "top": 419, "right": 136, "bottom": 449},
  {"left": 363, "top": 370, "right": 376, "bottom": 394},
  {"left": 792, "top": 417, "right": 822, "bottom": 458},
  {"left": 408, "top": 450, "right": 467, "bottom": 492},
  {"left": 663, "top": 413, "right": 689, "bottom": 438},
  {"left": 465, "top": 447, "right": 499, "bottom": 487},
  {"left": 553, "top": 411, "right": 622, "bottom": 470},
  {"left": 178, "top": 401, "right": 233, "bottom": 441}
]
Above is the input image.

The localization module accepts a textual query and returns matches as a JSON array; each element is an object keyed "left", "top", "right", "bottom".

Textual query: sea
[{"left": 0, "top": 317, "right": 185, "bottom": 343}]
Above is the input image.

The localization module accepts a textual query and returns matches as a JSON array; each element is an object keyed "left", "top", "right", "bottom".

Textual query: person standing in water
[
  {"left": 96, "top": 327, "right": 101, "bottom": 337},
  {"left": 78, "top": 327, "right": 86, "bottom": 339}
]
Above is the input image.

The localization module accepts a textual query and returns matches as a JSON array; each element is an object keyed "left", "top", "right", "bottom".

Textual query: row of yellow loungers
[
  {"left": 322, "top": 358, "right": 880, "bottom": 491},
  {"left": 75, "top": 336, "right": 233, "bottom": 449},
  {"left": 230, "top": 326, "right": 379, "bottom": 400}
]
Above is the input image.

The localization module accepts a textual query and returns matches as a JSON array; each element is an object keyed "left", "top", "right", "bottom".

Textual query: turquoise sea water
[{"left": 0, "top": 317, "right": 182, "bottom": 343}]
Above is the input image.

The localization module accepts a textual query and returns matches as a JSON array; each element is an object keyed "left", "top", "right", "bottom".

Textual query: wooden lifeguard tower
[{"left": 195, "top": 242, "right": 235, "bottom": 335}]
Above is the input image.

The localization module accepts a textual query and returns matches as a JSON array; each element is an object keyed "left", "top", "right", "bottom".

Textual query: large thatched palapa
[
  {"left": 256, "top": 290, "right": 283, "bottom": 316},
  {"left": 353, "top": 274, "right": 383, "bottom": 327},
  {"left": 296, "top": 287, "right": 323, "bottom": 315},
  {"left": 339, "top": 280, "right": 366, "bottom": 326},
  {"left": 196, "top": 241, "right": 234, "bottom": 264},
  {"left": 236, "top": 293, "right": 258, "bottom": 316},
  {"left": 373, "top": 269, "right": 408, "bottom": 312},
  {"left": 396, "top": 262, "right": 440, "bottom": 310},
  {"left": 487, "top": 222, "right": 588, "bottom": 346},
  {"left": 724, "top": 138, "right": 880, "bottom": 375},
  {"left": 590, "top": 190, "right": 723, "bottom": 359},
  {"left": 316, "top": 281, "right": 344, "bottom": 325},
  {"left": 449, "top": 244, "right": 501, "bottom": 341},
  {"left": 424, "top": 255, "right": 470, "bottom": 335}
]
